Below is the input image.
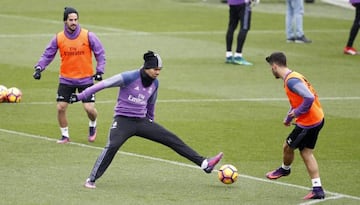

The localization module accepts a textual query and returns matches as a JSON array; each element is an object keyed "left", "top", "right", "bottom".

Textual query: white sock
[
  {"left": 234, "top": 52, "right": 243, "bottom": 58},
  {"left": 281, "top": 163, "right": 291, "bottom": 170},
  {"left": 60, "top": 127, "right": 69, "bottom": 138},
  {"left": 89, "top": 120, "right": 97, "bottom": 127},
  {"left": 312, "top": 178, "right": 322, "bottom": 187},
  {"left": 201, "top": 159, "right": 208, "bottom": 169},
  {"left": 226, "top": 51, "right": 233, "bottom": 57}
]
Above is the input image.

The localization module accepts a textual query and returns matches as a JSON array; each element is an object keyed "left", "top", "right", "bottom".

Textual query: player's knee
[{"left": 57, "top": 102, "right": 68, "bottom": 112}]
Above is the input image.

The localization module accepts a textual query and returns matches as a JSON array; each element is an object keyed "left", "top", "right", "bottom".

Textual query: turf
[{"left": 0, "top": 0, "right": 359, "bottom": 204}]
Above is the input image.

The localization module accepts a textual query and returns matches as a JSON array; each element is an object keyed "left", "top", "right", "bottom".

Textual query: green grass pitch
[{"left": 0, "top": 0, "right": 359, "bottom": 204}]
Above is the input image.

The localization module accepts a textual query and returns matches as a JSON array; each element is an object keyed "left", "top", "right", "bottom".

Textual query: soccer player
[
  {"left": 225, "top": 0, "right": 253, "bottom": 65},
  {"left": 343, "top": 0, "right": 360, "bottom": 55},
  {"left": 33, "top": 7, "right": 106, "bottom": 144},
  {"left": 70, "top": 51, "right": 223, "bottom": 189},
  {"left": 264, "top": 52, "right": 325, "bottom": 200}
]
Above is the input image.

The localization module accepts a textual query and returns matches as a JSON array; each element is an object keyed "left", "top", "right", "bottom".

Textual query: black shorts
[
  {"left": 228, "top": 4, "right": 252, "bottom": 31},
  {"left": 56, "top": 83, "right": 95, "bottom": 103},
  {"left": 286, "top": 119, "right": 324, "bottom": 150}
]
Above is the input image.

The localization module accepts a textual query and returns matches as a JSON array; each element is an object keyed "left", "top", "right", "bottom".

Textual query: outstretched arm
[{"left": 77, "top": 73, "right": 125, "bottom": 101}]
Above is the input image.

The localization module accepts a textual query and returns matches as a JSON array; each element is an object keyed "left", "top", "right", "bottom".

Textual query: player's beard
[
  {"left": 272, "top": 70, "right": 280, "bottom": 79},
  {"left": 68, "top": 24, "right": 77, "bottom": 32}
]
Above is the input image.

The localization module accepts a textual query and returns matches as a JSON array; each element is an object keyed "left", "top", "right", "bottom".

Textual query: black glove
[
  {"left": 93, "top": 72, "right": 103, "bottom": 81},
  {"left": 69, "top": 93, "right": 79, "bottom": 104},
  {"left": 33, "top": 66, "right": 42, "bottom": 80}
]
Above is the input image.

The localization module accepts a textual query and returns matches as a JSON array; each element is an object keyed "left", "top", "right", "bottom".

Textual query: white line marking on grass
[
  {"left": 0, "top": 32, "right": 152, "bottom": 39},
  {"left": 0, "top": 128, "right": 359, "bottom": 204},
  {"left": 0, "top": 128, "right": 198, "bottom": 169},
  {"left": 0, "top": 14, "right": 129, "bottom": 33},
  {"left": 0, "top": 30, "right": 350, "bottom": 39},
  {"left": 15, "top": 96, "right": 360, "bottom": 105},
  {"left": 153, "top": 30, "right": 350, "bottom": 35},
  {"left": 0, "top": 13, "right": 350, "bottom": 39}
]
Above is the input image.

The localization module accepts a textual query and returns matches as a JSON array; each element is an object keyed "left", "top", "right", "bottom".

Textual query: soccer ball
[
  {"left": 7, "top": 87, "right": 22, "bottom": 103},
  {"left": 218, "top": 164, "right": 239, "bottom": 184},
  {"left": 0, "top": 85, "right": 8, "bottom": 103}
]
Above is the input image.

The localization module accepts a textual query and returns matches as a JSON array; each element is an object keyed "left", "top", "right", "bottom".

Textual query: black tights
[{"left": 346, "top": 4, "right": 360, "bottom": 47}]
